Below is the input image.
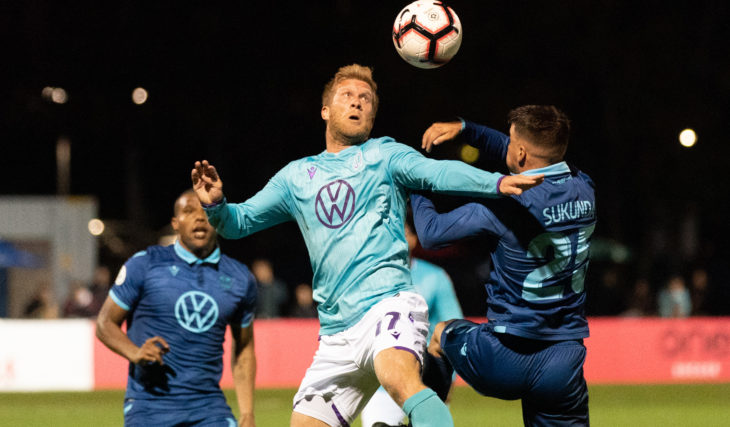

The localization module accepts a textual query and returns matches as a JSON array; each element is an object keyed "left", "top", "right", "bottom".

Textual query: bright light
[
  {"left": 41, "top": 86, "right": 54, "bottom": 99},
  {"left": 459, "top": 144, "right": 480, "bottom": 164},
  {"left": 132, "top": 87, "right": 148, "bottom": 105},
  {"left": 679, "top": 129, "right": 697, "bottom": 148},
  {"left": 51, "top": 87, "right": 68, "bottom": 104},
  {"left": 88, "top": 218, "right": 105, "bottom": 236},
  {"left": 42, "top": 86, "right": 68, "bottom": 104}
]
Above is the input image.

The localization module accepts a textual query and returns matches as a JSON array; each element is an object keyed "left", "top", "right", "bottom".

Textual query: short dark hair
[{"left": 508, "top": 105, "right": 571, "bottom": 158}]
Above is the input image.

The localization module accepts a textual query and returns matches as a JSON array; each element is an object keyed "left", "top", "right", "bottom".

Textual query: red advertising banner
[
  {"left": 584, "top": 317, "right": 730, "bottom": 384},
  {"left": 93, "top": 317, "right": 730, "bottom": 389}
]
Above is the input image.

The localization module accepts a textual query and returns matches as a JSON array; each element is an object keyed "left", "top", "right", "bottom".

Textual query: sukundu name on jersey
[{"left": 542, "top": 200, "right": 595, "bottom": 226}]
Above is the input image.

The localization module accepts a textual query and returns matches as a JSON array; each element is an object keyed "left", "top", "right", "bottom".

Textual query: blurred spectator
[
  {"left": 62, "top": 280, "right": 97, "bottom": 318},
  {"left": 251, "top": 258, "right": 288, "bottom": 319},
  {"left": 23, "top": 282, "right": 59, "bottom": 319},
  {"left": 586, "top": 266, "right": 625, "bottom": 316},
  {"left": 621, "top": 278, "right": 654, "bottom": 317},
  {"left": 689, "top": 267, "right": 711, "bottom": 316},
  {"left": 657, "top": 274, "right": 692, "bottom": 318},
  {"left": 288, "top": 283, "right": 317, "bottom": 318},
  {"left": 88, "top": 265, "right": 112, "bottom": 315}
]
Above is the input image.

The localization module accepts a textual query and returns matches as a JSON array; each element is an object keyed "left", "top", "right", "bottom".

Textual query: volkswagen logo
[
  {"left": 315, "top": 179, "right": 356, "bottom": 229},
  {"left": 174, "top": 291, "right": 219, "bottom": 333}
]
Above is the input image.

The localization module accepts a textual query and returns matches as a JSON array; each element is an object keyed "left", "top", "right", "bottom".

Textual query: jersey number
[{"left": 522, "top": 224, "right": 595, "bottom": 301}]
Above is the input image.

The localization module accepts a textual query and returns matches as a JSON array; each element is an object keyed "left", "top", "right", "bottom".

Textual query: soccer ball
[{"left": 392, "top": 1, "right": 462, "bottom": 69}]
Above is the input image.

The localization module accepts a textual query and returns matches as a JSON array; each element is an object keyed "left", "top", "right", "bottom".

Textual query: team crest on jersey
[
  {"left": 315, "top": 179, "right": 356, "bottom": 229},
  {"left": 174, "top": 291, "right": 219, "bottom": 333},
  {"left": 219, "top": 274, "right": 232, "bottom": 290},
  {"left": 351, "top": 152, "right": 363, "bottom": 170}
]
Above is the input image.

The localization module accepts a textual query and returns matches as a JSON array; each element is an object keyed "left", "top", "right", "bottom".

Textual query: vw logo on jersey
[
  {"left": 174, "top": 291, "right": 219, "bottom": 333},
  {"left": 315, "top": 179, "right": 356, "bottom": 229}
]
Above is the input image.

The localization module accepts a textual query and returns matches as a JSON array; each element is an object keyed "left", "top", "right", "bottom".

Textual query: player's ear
[
  {"left": 518, "top": 145, "right": 527, "bottom": 166},
  {"left": 321, "top": 105, "right": 329, "bottom": 121},
  {"left": 171, "top": 216, "right": 180, "bottom": 233}
]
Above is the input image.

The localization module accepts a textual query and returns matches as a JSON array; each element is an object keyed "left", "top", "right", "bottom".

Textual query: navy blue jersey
[
  {"left": 109, "top": 242, "right": 257, "bottom": 399},
  {"left": 411, "top": 120, "right": 596, "bottom": 340}
]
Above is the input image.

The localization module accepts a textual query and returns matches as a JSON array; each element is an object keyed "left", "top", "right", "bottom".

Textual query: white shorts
[{"left": 292, "top": 291, "right": 429, "bottom": 427}]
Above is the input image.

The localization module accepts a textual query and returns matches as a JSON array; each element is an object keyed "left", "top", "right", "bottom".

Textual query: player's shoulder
[
  {"left": 218, "top": 254, "right": 255, "bottom": 281},
  {"left": 366, "top": 136, "right": 407, "bottom": 151},
  {"left": 574, "top": 167, "right": 596, "bottom": 189},
  {"left": 365, "top": 137, "right": 420, "bottom": 164},
  {"left": 125, "top": 244, "right": 173, "bottom": 265},
  {"left": 563, "top": 162, "right": 593, "bottom": 185}
]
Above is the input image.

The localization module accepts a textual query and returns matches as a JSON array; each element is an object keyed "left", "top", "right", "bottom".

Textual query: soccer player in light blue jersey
[
  {"left": 360, "top": 220, "right": 463, "bottom": 427},
  {"left": 96, "top": 190, "right": 257, "bottom": 427},
  {"left": 191, "top": 64, "right": 543, "bottom": 427},
  {"left": 412, "top": 105, "right": 595, "bottom": 426}
]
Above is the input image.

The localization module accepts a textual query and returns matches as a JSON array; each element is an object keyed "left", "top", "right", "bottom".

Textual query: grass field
[{"left": 1, "top": 384, "right": 729, "bottom": 426}]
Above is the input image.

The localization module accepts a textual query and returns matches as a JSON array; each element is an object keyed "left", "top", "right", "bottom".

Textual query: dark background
[{"left": 3, "top": 1, "right": 729, "bottom": 315}]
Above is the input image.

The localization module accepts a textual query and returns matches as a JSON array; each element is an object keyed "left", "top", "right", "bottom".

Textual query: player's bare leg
[
  {"left": 375, "top": 348, "right": 453, "bottom": 427},
  {"left": 290, "top": 412, "right": 331, "bottom": 427}
]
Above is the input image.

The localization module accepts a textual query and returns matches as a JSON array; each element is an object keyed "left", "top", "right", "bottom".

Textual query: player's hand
[
  {"left": 422, "top": 121, "right": 462, "bottom": 153},
  {"left": 191, "top": 160, "right": 224, "bottom": 205},
  {"left": 238, "top": 413, "right": 255, "bottom": 427},
  {"left": 427, "top": 321, "right": 449, "bottom": 358},
  {"left": 131, "top": 336, "right": 170, "bottom": 366},
  {"left": 498, "top": 174, "right": 545, "bottom": 196}
]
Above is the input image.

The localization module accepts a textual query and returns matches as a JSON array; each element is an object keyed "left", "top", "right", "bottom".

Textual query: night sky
[{"left": 3, "top": 1, "right": 729, "bottom": 314}]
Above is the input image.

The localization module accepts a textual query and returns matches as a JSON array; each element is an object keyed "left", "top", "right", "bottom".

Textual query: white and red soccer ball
[{"left": 392, "top": 1, "right": 463, "bottom": 69}]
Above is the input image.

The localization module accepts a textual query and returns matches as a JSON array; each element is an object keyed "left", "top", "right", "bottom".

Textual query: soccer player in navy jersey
[
  {"left": 411, "top": 105, "right": 596, "bottom": 426},
  {"left": 96, "top": 190, "right": 258, "bottom": 427},
  {"left": 191, "top": 64, "right": 543, "bottom": 427}
]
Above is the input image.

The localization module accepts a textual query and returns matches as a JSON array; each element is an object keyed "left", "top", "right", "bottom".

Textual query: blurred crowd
[
  {"left": 586, "top": 264, "right": 718, "bottom": 318},
  {"left": 21, "top": 259, "right": 319, "bottom": 320},
  {"left": 20, "top": 254, "right": 726, "bottom": 321}
]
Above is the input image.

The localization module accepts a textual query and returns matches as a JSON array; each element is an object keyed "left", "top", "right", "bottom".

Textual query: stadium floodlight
[
  {"left": 88, "top": 218, "right": 105, "bottom": 236},
  {"left": 679, "top": 128, "right": 697, "bottom": 148},
  {"left": 132, "top": 87, "right": 148, "bottom": 105}
]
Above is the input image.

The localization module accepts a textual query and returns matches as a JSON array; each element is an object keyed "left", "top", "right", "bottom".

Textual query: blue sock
[{"left": 402, "top": 388, "right": 454, "bottom": 427}]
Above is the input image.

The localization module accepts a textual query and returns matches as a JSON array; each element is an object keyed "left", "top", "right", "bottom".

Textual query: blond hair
[{"left": 321, "top": 64, "right": 379, "bottom": 114}]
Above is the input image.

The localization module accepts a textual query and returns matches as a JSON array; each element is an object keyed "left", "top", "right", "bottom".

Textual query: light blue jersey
[
  {"left": 410, "top": 258, "right": 463, "bottom": 339},
  {"left": 205, "top": 137, "right": 503, "bottom": 334}
]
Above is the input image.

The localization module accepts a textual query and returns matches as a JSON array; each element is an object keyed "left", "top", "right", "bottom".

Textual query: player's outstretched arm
[
  {"left": 191, "top": 160, "right": 224, "bottom": 205},
  {"left": 422, "top": 121, "right": 462, "bottom": 153},
  {"left": 498, "top": 174, "right": 544, "bottom": 196}
]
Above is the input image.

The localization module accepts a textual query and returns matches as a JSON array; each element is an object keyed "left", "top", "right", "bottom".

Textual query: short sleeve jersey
[{"left": 109, "top": 241, "right": 257, "bottom": 399}]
